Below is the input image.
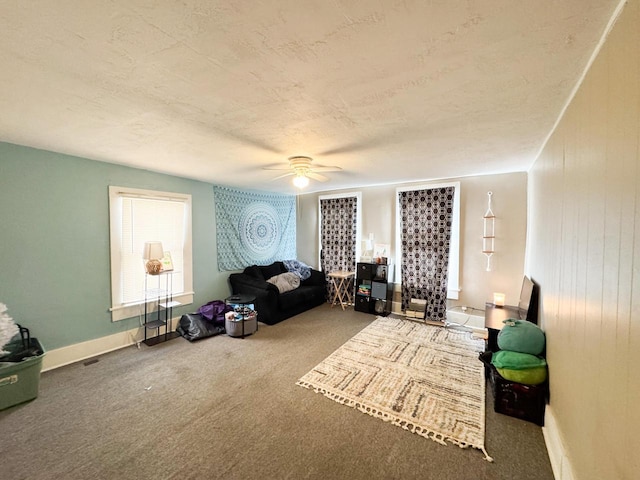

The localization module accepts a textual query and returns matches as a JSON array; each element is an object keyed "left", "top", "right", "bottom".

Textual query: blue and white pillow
[{"left": 283, "top": 259, "right": 311, "bottom": 281}]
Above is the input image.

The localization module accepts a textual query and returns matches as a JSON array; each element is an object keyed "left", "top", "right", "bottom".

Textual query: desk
[
  {"left": 484, "top": 303, "right": 522, "bottom": 351},
  {"left": 328, "top": 271, "right": 355, "bottom": 310}
]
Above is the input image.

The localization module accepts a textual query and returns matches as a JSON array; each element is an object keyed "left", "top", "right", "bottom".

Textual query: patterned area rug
[{"left": 297, "top": 316, "right": 492, "bottom": 461}]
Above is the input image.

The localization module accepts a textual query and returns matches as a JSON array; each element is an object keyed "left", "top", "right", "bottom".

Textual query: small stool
[{"left": 328, "top": 271, "right": 355, "bottom": 310}]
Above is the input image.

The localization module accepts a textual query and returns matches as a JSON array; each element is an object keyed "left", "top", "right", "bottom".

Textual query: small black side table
[
  {"left": 484, "top": 303, "right": 521, "bottom": 352},
  {"left": 225, "top": 294, "right": 257, "bottom": 338}
]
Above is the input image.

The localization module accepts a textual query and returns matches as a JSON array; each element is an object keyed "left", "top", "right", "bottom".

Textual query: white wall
[
  {"left": 297, "top": 172, "right": 528, "bottom": 311},
  {"left": 527, "top": 1, "right": 640, "bottom": 478}
]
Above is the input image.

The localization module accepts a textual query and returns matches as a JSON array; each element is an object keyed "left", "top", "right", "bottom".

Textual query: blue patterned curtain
[
  {"left": 214, "top": 186, "right": 296, "bottom": 271},
  {"left": 398, "top": 186, "right": 454, "bottom": 322}
]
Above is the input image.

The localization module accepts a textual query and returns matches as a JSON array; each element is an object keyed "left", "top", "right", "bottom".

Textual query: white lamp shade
[
  {"left": 493, "top": 292, "right": 505, "bottom": 306},
  {"left": 143, "top": 241, "right": 164, "bottom": 260}
]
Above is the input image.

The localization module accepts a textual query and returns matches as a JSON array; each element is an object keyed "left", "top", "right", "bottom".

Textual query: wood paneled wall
[{"left": 527, "top": 1, "right": 639, "bottom": 478}]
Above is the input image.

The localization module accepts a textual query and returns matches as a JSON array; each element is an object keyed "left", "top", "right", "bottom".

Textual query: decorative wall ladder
[{"left": 483, "top": 191, "right": 495, "bottom": 271}]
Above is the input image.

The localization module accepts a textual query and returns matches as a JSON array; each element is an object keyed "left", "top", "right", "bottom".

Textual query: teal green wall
[{"left": 0, "top": 142, "right": 232, "bottom": 350}]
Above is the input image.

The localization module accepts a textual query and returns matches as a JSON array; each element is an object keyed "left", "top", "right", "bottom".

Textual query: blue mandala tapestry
[{"left": 214, "top": 186, "right": 296, "bottom": 271}]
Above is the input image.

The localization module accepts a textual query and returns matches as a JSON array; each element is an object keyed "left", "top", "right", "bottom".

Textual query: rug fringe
[
  {"left": 481, "top": 447, "right": 494, "bottom": 462},
  {"left": 295, "top": 380, "right": 494, "bottom": 462}
]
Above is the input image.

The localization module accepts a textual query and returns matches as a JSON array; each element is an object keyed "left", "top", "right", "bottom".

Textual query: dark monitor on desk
[{"left": 518, "top": 276, "right": 539, "bottom": 324}]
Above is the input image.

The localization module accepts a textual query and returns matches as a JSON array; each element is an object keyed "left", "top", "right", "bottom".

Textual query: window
[
  {"left": 109, "top": 186, "right": 193, "bottom": 322},
  {"left": 395, "top": 182, "right": 460, "bottom": 300},
  {"left": 318, "top": 192, "right": 362, "bottom": 269}
]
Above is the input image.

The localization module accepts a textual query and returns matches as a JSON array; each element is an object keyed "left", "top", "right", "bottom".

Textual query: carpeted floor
[{"left": 0, "top": 304, "right": 554, "bottom": 480}]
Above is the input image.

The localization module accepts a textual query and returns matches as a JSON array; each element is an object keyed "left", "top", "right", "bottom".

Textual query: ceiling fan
[{"left": 263, "top": 156, "right": 342, "bottom": 188}]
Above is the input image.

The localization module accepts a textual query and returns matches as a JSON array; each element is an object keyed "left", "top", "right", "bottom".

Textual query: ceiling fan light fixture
[{"left": 292, "top": 174, "right": 309, "bottom": 189}]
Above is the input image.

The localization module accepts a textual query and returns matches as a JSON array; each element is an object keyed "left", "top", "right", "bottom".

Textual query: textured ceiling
[{"left": 0, "top": 1, "right": 620, "bottom": 193}]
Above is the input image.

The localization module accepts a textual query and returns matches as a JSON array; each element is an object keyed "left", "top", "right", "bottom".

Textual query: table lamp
[{"left": 143, "top": 241, "right": 164, "bottom": 275}]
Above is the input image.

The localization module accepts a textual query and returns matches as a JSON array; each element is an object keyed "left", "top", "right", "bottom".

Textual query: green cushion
[
  {"left": 496, "top": 366, "right": 548, "bottom": 385},
  {"left": 497, "top": 319, "right": 546, "bottom": 355},
  {"left": 491, "top": 350, "right": 547, "bottom": 370}
]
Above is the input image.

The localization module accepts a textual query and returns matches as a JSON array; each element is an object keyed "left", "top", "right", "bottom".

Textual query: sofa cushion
[
  {"left": 277, "top": 285, "right": 319, "bottom": 311},
  {"left": 243, "top": 265, "right": 264, "bottom": 280},
  {"left": 301, "top": 268, "right": 326, "bottom": 287},
  {"left": 260, "top": 262, "right": 285, "bottom": 280}
]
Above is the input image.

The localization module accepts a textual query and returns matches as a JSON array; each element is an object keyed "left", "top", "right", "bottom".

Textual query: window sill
[{"left": 110, "top": 292, "right": 194, "bottom": 322}]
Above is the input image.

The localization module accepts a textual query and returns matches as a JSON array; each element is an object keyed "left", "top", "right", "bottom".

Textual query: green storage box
[{"left": 0, "top": 338, "right": 45, "bottom": 410}]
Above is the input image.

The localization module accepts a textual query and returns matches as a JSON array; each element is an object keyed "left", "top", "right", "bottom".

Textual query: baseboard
[
  {"left": 41, "top": 317, "right": 178, "bottom": 372},
  {"left": 392, "top": 307, "right": 486, "bottom": 335},
  {"left": 392, "top": 301, "right": 403, "bottom": 315},
  {"left": 542, "top": 404, "right": 575, "bottom": 480},
  {"left": 41, "top": 327, "right": 140, "bottom": 371}
]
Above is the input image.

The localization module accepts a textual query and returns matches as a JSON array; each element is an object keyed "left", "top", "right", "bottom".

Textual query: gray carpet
[{"left": 0, "top": 304, "right": 554, "bottom": 480}]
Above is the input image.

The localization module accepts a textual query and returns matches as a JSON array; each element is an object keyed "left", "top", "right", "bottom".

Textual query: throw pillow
[
  {"left": 266, "top": 272, "right": 301, "bottom": 293},
  {"left": 496, "top": 366, "right": 548, "bottom": 385},
  {"left": 283, "top": 259, "right": 312, "bottom": 281},
  {"left": 497, "top": 319, "right": 546, "bottom": 355},
  {"left": 491, "top": 350, "right": 547, "bottom": 370}
]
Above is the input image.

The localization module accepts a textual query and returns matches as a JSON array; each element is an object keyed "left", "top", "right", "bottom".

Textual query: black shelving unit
[
  {"left": 354, "top": 262, "right": 393, "bottom": 316},
  {"left": 143, "top": 272, "right": 180, "bottom": 346}
]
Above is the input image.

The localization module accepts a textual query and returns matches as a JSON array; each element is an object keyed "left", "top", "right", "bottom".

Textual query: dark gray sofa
[{"left": 228, "top": 261, "right": 327, "bottom": 325}]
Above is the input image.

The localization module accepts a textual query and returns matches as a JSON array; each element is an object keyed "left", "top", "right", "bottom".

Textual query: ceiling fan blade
[
  {"left": 310, "top": 165, "right": 342, "bottom": 173},
  {"left": 270, "top": 172, "right": 295, "bottom": 181},
  {"left": 307, "top": 172, "right": 329, "bottom": 182},
  {"left": 262, "top": 164, "right": 293, "bottom": 171}
]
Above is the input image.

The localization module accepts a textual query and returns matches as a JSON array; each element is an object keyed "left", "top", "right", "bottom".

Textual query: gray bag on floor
[{"left": 176, "top": 313, "right": 225, "bottom": 342}]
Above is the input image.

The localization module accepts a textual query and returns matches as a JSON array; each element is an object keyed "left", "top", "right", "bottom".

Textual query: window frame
[{"left": 108, "top": 186, "right": 194, "bottom": 322}]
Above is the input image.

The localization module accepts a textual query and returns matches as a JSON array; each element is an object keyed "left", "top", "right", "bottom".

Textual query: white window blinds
[{"left": 109, "top": 186, "right": 193, "bottom": 321}]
